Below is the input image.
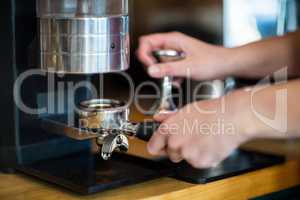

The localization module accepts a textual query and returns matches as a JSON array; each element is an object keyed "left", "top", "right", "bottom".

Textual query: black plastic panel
[
  {"left": 17, "top": 150, "right": 284, "bottom": 194},
  {"left": 173, "top": 150, "right": 285, "bottom": 184},
  {"left": 17, "top": 152, "right": 172, "bottom": 194}
]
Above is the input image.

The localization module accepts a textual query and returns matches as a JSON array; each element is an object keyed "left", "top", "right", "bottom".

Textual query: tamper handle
[
  {"left": 135, "top": 121, "right": 161, "bottom": 142},
  {"left": 152, "top": 50, "right": 185, "bottom": 113}
]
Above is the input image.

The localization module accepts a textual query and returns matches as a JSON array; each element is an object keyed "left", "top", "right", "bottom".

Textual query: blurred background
[{"left": 128, "top": 0, "right": 299, "bottom": 81}]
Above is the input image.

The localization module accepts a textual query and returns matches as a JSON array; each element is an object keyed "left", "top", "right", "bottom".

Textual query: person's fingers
[
  {"left": 137, "top": 32, "right": 184, "bottom": 67},
  {"left": 136, "top": 41, "right": 157, "bottom": 66},
  {"left": 154, "top": 111, "right": 177, "bottom": 122},
  {"left": 166, "top": 136, "right": 184, "bottom": 163},
  {"left": 156, "top": 148, "right": 168, "bottom": 157},
  {"left": 147, "top": 130, "right": 168, "bottom": 156},
  {"left": 147, "top": 60, "right": 190, "bottom": 78},
  {"left": 167, "top": 148, "right": 183, "bottom": 163},
  {"left": 181, "top": 143, "right": 202, "bottom": 168}
]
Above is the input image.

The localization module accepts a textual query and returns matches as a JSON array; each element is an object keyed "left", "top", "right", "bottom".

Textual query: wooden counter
[
  {"left": 1, "top": 139, "right": 300, "bottom": 200},
  {"left": 1, "top": 107, "right": 300, "bottom": 200}
]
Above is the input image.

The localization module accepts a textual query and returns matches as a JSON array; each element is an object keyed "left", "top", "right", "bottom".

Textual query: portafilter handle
[
  {"left": 121, "top": 121, "right": 161, "bottom": 142},
  {"left": 100, "top": 121, "right": 160, "bottom": 159}
]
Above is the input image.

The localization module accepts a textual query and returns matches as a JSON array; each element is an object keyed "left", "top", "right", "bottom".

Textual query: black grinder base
[{"left": 17, "top": 149, "right": 284, "bottom": 195}]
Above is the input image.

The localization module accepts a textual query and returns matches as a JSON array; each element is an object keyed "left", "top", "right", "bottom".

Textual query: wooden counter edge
[
  {"left": 2, "top": 159, "right": 297, "bottom": 200},
  {"left": 143, "top": 159, "right": 300, "bottom": 200}
]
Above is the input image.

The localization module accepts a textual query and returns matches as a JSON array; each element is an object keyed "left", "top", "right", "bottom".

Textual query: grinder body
[{"left": 37, "top": 0, "right": 129, "bottom": 74}]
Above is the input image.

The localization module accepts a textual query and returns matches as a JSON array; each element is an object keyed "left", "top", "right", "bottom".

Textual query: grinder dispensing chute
[{"left": 37, "top": 0, "right": 129, "bottom": 74}]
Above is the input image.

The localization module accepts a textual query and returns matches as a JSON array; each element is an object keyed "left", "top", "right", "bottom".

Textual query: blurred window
[{"left": 224, "top": 0, "right": 298, "bottom": 47}]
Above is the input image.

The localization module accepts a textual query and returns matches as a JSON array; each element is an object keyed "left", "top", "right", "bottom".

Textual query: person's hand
[
  {"left": 147, "top": 96, "right": 252, "bottom": 169},
  {"left": 137, "top": 32, "right": 232, "bottom": 81}
]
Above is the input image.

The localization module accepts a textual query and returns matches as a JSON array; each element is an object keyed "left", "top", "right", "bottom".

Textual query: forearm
[
  {"left": 225, "top": 31, "right": 300, "bottom": 79},
  {"left": 228, "top": 80, "right": 300, "bottom": 140}
]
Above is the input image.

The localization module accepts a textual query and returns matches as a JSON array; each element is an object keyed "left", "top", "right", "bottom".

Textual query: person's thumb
[
  {"left": 147, "top": 61, "right": 188, "bottom": 78},
  {"left": 154, "top": 111, "right": 177, "bottom": 122}
]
